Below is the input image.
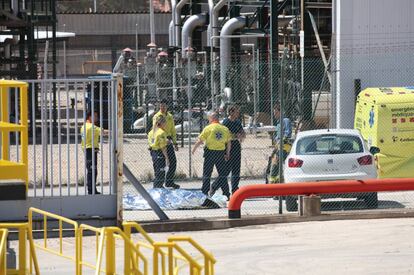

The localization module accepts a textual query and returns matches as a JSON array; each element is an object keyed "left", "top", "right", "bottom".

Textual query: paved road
[{"left": 21, "top": 218, "right": 414, "bottom": 274}]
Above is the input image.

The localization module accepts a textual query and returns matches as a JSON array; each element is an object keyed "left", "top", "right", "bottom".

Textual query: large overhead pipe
[
  {"left": 175, "top": 0, "right": 190, "bottom": 47},
  {"left": 170, "top": 0, "right": 177, "bottom": 46},
  {"left": 208, "top": 0, "right": 227, "bottom": 47},
  {"left": 220, "top": 16, "right": 247, "bottom": 94},
  {"left": 169, "top": 20, "right": 174, "bottom": 46},
  {"left": 181, "top": 14, "right": 208, "bottom": 58}
]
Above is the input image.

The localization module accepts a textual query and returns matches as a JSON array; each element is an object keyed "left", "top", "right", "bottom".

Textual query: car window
[{"left": 296, "top": 134, "right": 364, "bottom": 155}]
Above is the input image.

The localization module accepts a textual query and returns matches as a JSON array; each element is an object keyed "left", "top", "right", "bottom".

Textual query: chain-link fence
[{"left": 121, "top": 46, "right": 414, "bottom": 221}]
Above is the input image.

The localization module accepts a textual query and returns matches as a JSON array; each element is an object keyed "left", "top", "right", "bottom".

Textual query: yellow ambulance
[{"left": 354, "top": 87, "right": 414, "bottom": 178}]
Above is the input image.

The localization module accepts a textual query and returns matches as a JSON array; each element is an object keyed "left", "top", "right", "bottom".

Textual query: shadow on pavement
[{"left": 321, "top": 200, "right": 405, "bottom": 211}]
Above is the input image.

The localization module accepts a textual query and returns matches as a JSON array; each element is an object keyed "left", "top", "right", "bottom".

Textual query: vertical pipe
[
  {"left": 91, "top": 81, "right": 95, "bottom": 194},
  {"left": 15, "top": 88, "right": 19, "bottom": 162},
  {"left": 75, "top": 82, "right": 79, "bottom": 195},
  {"left": 123, "top": 226, "right": 132, "bottom": 275},
  {"left": 18, "top": 227, "right": 26, "bottom": 274},
  {"left": 270, "top": 0, "right": 278, "bottom": 127},
  {"left": 66, "top": 82, "right": 71, "bottom": 196},
  {"left": 49, "top": 82, "right": 54, "bottom": 196},
  {"left": 1, "top": 87, "right": 9, "bottom": 160},
  {"left": 41, "top": 83, "right": 45, "bottom": 196},
  {"left": 168, "top": 247, "right": 173, "bottom": 274},
  {"left": 20, "top": 85, "right": 28, "bottom": 186},
  {"left": 278, "top": 48, "right": 288, "bottom": 215},
  {"left": 83, "top": 85, "right": 87, "bottom": 195},
  {"left": 105, "top": 232, "right": 115, "bottom": 274},
  {"left": 63, "top": 24, "right": 67, "bottom": 79},
  {"left": 58, "top": 82, "right": 62, "bottom": 196},
  {"left": 100, "top": 81, "right": 104, "bottom": 194},
  {"left": 108, "top": 80, "right": 112, "bottom": 195},
  {"left": 187, "top": 57, "right": 192, "bottom": 178},
  {"left": 115, "top": 74, "right": 124, "bottom": 226},
  {"left": 253, "top": 47, "right": 257, "bottom": 128},
  {"left": 31, "top": 85, "right": 37, "bottom": 197},
  {"left": 149, "top": 0, "right": 156, "bottom": 46}
]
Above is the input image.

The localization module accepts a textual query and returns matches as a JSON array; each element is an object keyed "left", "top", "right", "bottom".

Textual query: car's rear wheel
[
  {"left": 364, "top": 192, "right": 378, "bottom": 209},
  {"left": 286, "top": 196, "right": 298, "bottom": 212}
]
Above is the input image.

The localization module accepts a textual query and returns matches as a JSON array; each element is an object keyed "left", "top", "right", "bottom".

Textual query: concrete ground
[{"left": 17, "top": 218, "right": 414, "bottom": 274}]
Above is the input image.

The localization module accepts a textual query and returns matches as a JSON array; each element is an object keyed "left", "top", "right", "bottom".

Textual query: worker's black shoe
[{"left": 166, "top": 183, "right": 180, "bottom": 189}]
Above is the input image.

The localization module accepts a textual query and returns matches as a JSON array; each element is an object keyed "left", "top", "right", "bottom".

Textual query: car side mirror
[{"left": 369, "top": 146, "right": 380, "bottom": 155}]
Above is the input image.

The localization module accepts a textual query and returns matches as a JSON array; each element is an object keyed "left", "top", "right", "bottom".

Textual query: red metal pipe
[{"left": 228, "top": 178, "right": 414, "bottom": 218}]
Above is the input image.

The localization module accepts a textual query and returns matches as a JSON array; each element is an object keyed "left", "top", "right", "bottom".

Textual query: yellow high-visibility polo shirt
[
  {"left": 148, "top": 128, "right": 168, "bottom": 150},
  {"left": 199, "top": 122, "right": 231, "bottom": 151},
  {"left": 80, "top": 122, "right": 101, "bottom": 149},
  {"left": 152, "top": 111, "right": 177, "bottom": 144}
]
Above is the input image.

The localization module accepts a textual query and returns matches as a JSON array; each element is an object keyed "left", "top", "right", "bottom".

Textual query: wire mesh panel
[{"left": 120, "top": 47, "right": 414, "bottom": 222}]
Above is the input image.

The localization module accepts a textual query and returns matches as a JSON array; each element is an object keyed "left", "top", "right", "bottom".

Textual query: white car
[{"left": 283, "top": 129, "right": 379, "bottom": 211}]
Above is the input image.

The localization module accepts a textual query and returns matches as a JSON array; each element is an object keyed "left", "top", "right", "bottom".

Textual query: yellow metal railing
[
  {"left": 78, "top": 224, "right": 105, "bottom": 274},
  {"left": 167, "top": 237, "right": 216, "bottom": 275},
  {"left": 0, "top": 80, "right": 29, "bottom": 188},
  {"left": 95, "top": 227, "right": 148, "bottom": 275},
  {"left": 28, "top": 207, "right": 79, "bottom": 275},
  {"left": 123, "top": 222, "right": 187, "bottom": 275},
  {"left": 153, "top": 242, "right": 202, "bottom": 275},
  {"left": 0, "top": 209, "right": 216, "bottom": 275},
  {"left": 0, "top": 229, "right": 8, "bottom": 275},
  {"left": 0, "top": 223, "right": 39, "bottom": 275}
]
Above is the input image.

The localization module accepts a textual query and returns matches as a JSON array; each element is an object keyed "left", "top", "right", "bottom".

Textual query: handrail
[
  {"left": 0, "top": 229, "right": 8, "bottom": 275},
  {"left": 153, "top": 242, "right": 202, "bottom": 275},
  {"left": 0, "top": 223, "right": 40, "bottom": 275},
  {"left": 95, "top": 227, "right": 148, "bottom": 275},
  {"left": 167, "top": 236, "right": 216, "bottom": 275},
  {"left": 228, "top": 178, "right": 414, "bottom": 218},
  {"left": 123, "top": 222, "right": 168, "bottom": 275},
  {"left": 78, "top": 224, "right": 106, "bottom": 273},
  {"left": 28, "top": 207, "right": 79, "bottom": 274}
]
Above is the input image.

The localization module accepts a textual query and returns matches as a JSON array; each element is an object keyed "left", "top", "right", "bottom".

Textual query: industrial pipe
[
  {"left": 169, "top": 20, "right": 174, "bottom": 46},
  {"left": 220, "top": 16, "right": 247, "bottom": 95},
  {"left": 175, "top": 0, "right": 190, "bottom": 47},
  {"left": 207, "top": 0, "right": 214, "bottom": 47},
  {"left": 171, "top": 0, "right": 177, "bottom": 46},
  {"left": 210, "top": 0, "right": 227, "bottom": 47},
  {"left": 181, "top": 14, "right": 208, "bottom": 58},
  {"left": 228, "top": 178, "right": 414, "bottom": 218}
]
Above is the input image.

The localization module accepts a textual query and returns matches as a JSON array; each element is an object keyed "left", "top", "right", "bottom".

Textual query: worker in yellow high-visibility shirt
[
  {"left": 152, "top": 99, "right": 180, "bottom": 189},
  {"left": 148, "top": 116, "right": 170, "bottom": 188},
  {"left": 80, "top": 111, "right": 103, "bottom": 195},
  {"left": 192, "top": 111, "right": 232, "bottom": 200}
]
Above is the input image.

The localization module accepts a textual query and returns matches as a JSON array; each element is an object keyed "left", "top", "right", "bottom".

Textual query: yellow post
[
  {"left": 106, "top": 230, "right": 116, "bottom": 275},
  {"left": 123, "top": 225, "right": 132, "bottom": 275},
  {"left": 0, "top": 229, "right": 7, "bottom": 275},
  {"left": 168, "top": 247, "right": 173, "bottom": 275},
  {"left": 0, "top": 86, "right": 9, "bottom": 160},
  {"left": 75, "top": 227, "right": 81, "bottom": 275},
  {"left": 20, "top": 85, "right": 29, "bottom": 184},
  {"left": 18, "top": 227, "right": 26, "bottom": 275},
  {"left": 153, "top": 247, "right": 159, "bottom": 275}
]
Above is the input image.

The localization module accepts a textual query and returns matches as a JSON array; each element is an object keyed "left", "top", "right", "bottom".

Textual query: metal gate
[{"left": 0, "top": 75, "right": 123, "bottom": 223}]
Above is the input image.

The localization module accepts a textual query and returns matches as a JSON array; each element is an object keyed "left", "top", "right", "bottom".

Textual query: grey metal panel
[
  {"left": 333, "top": 0, "right": 414, "bottom": 128},
  {"left": 0, "top": 195, "right": 117, "bottom": 221},
  {"left": 58, "top": 14, "right": 171, "bottom": 35}
]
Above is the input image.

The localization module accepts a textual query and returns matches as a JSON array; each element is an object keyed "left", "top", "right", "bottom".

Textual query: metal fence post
[
  {"left": 113, "top": 74, "right": 124, "bottom": 226},
  {"left": 187, "top": 55, "right": 193, "bottom": 179}
]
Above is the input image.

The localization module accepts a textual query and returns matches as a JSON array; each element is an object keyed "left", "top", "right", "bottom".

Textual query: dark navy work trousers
[{"left": 202, "top": 149, "right": 230, "bottom": 197}]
